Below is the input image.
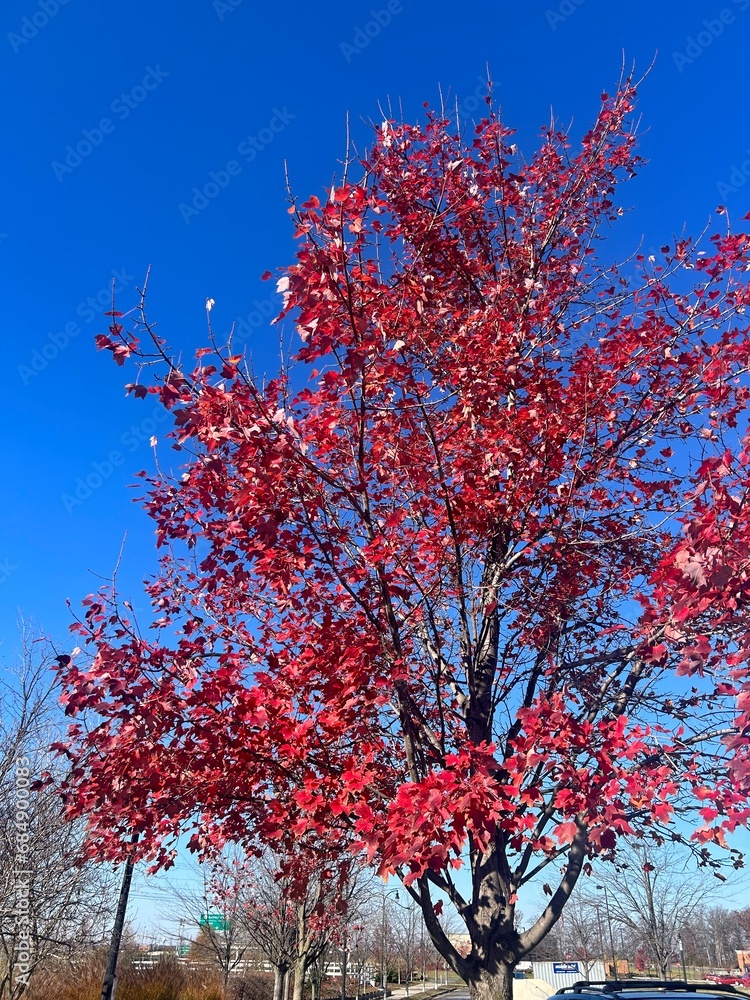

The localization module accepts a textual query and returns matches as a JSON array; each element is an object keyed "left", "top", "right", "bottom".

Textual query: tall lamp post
[
  {"left": 349, "top": 924, "right": 364, "bottom": 1000},
  {"left": 421, "top": 918, "right": 426, "bottom": 993},
  {"left": 596, "top": 885, "right": 617, "bottom": 978},
  {"left": 382, "top": 888, "right": 401, "bottom": 1000}
]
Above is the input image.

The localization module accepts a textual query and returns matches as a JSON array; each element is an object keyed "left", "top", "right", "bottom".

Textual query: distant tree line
[{"left": 527, "top": 840, "right": 750, "bottom": 977}]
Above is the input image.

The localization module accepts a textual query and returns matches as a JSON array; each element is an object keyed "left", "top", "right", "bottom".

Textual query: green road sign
[{"left": 200, "top": 912, "right": 229, "bottom": 932}]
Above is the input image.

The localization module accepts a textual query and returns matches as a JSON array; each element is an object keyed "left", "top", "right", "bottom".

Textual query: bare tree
[
  {"left": 289, "top": 883, "right": 331, "bottom": 1000},
  {"left": 236, "top": 852, "right": 299, "bottom": 1000},
  {"left": 340, "top": 913, "right": 378, "bottom": 1000},
  {"left": 167, "top": 853, "right": 255, "bottom": 992},
  {"left": 391, "top": 901, "right": 422, "bottom": 994},
  {"left": 0, "top": 629, "right": 114, "bottom": 999},
  {"left": 335, "top": 872, "right": 379, "bottom": 1000},
  {"left": 581, "top": 839, "right": 722, "bottom": 978},
  {"left": 556, "top": 899, "right": 605, "bottom": 977},
  {"left": 680, "top": 905, "right": 747, "bottom": 971},
  {"left": 236, "top": 850, "right": 370, "bottom": 1000}
]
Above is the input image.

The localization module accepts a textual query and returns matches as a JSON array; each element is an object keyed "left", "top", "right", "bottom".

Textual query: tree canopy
[{"left": 53, "top": 75, "right": 750, "bottom": 1000}]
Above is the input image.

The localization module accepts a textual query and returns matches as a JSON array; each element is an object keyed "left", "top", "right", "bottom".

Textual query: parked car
[
  {"left": 704, "top": 976, "right": 750, "bottom": 987},
  {"left": 546, "top": 981, "right": 748, "bottom": 1000}
]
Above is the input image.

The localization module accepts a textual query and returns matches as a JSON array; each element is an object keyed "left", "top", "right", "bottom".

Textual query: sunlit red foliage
[{"left": 54, "top": 76, "right": 750, "bottom": 999}]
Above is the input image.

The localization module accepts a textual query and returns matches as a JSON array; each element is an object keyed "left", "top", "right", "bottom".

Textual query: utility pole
[{"left": 100, "top": 836, "right": 138, "bottom": 1000}]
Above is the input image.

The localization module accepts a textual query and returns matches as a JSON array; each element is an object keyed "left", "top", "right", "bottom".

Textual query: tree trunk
[
  {"left": 100, "top": 845, "right": 137, "bottom": 1000},
  {"left": 292, "top": 954, "right": 308, "bottom": 1000},
  {"left": 224, "top": 941, "right": 232, "bottom": 991},
  {"left": 273, "top": 965, "right": 290, "bottom": 1000},
  {"left": 466, "top": 965, "right": 515, "bottom": 1000}
]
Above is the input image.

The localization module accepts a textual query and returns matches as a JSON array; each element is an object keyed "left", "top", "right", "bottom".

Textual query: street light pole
[
  {"left": 603, "top": 887, "right": 617, "bottom": 978},
  {"left": 421, "top": 919, "right": 425, "bottom": 993},
  {"left": 382, "top": 888, "right": 400, "bottom": 1000},
  {"left": 382, "top": 894, "right": 387, "bottom": 1000},
  {"left": 596, "top": 884, "right": 617, "bottom": 978},
  {"left": 595, "top": 906, "right": 605, "bottom": 968}
]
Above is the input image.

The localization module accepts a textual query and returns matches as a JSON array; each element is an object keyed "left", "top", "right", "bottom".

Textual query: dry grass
[
  {"left": 24, "top": 956, "right": 371, "bottom": 1000},
  {"left": 24, "top": 955, "right": 229, "bottom": 1000}
]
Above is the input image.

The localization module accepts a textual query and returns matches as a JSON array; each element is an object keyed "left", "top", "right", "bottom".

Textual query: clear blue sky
[{"left": 2, "top": 0, "right": 750, "bottom": 934}]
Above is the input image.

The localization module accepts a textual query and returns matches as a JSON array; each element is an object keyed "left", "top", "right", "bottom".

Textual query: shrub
[
  {"left": 227, "top": 973, "right": 275, "bottom": 1000},
  {"left": 24, "top": 955, "right": 225, "bottom": 1000}
]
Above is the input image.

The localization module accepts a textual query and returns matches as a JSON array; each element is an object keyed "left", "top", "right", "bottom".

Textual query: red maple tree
[{"left": 54, "top": 76, "right": 750, "bottom": 1000}]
